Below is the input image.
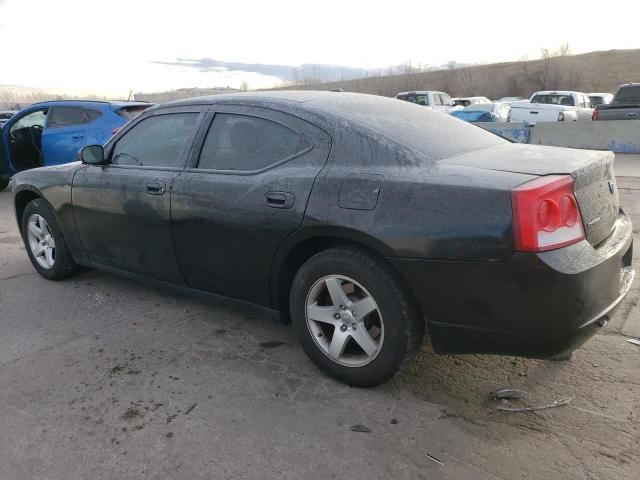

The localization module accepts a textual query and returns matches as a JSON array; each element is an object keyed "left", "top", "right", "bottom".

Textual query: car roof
[
  {"left": 531, "top": 91, "right": 585, "bottom": 96},
  {"left": 395, "top": 91, "right": 446, "bottom": 96},
  {"left": 29, "top": 99, "right": 152, "bottom": 108}
]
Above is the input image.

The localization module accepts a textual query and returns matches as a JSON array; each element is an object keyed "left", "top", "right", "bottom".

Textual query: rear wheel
[
  {"left": 21, "top": 199, "right": 78, "bottom": 280},
  {"left": 290, "top": 246, "right": 424, "bottom": 387}
]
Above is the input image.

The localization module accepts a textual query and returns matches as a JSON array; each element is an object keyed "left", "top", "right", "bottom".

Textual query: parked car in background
[
  {"left": 451, "top": 102, "right": 511, "bottom": 122},
  {"left": 452, "top": 96, "right": 491, "bottom": 107},
  {"left": 10, "top": 91, "right": 633, "bottom": 386},
  {"left": 0, "top": 100, "right": 152, "bottom": 189},
  {"left": 0, "top": 110, "right": 17, "bottom": 130},
  {"left": 508, "top": 91, "right": 593, "bottom": 124},
  {"left": 395, "top": 91, "right": 462, "bottom": 113},
  {"left": 592, "top": 84, "right": 640, "bottom": 121},
  {"left": 496, "top": 96, "right": 523, "bottom": 102},
  {"left": 588, "top": 93, "right": 614, "bottom": 107}
]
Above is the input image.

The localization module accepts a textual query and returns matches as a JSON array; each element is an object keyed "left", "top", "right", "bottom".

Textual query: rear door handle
[
  {"left": 146, "top": 182, "right": 166, "bottom": 195},
  {"left": 265, "top": 191, "right": 294, "bottom": 209},
  {"left": 626, "top": 112, "right": 639, "bottom": 117}
]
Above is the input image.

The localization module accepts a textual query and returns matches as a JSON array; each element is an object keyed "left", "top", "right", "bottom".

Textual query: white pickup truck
[
  {"left": 395, "top": 91, "right": 462, "bottom": 114},
  {"left": 508, "top": 91, "right": 593, "bottom": 124}
]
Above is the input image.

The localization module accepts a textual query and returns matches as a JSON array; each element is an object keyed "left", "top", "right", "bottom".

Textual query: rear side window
[
  {"left": 197, "top": 113, "right": 311, "bottom": 172},
  {"left": 112, "top": 113, "right": 199, "bottom": 168},
  {"left": 433, "top": 95, "right": 444, "bottom": 106},
  {"left": 47, "top": 107, "right": 101, "bottom": 128}
]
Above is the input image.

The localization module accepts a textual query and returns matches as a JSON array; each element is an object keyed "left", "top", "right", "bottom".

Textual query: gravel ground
[{"left": 0, "top": 159, "right": 638, "bottom": 480}]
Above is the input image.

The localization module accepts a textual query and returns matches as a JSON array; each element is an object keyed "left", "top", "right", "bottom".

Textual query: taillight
[
  {"left": 558, "top": 112, "right": 565, "bottom": 121},
  {"left": 592, "top": 108, "right": 598, "bottom": 121},
  {"left": 507, "top": 109, "right": 511, "bottom": 122},
  {"left": 511, "top": 175, "right": 584, "bottom": 252}
]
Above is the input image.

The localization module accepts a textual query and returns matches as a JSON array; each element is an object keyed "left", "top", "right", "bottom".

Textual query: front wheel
[
  {"left": 21, "top": 199, "right": 78, "bottom": 280},
  {"left": 290, "top": 246, "right": 424, "bottom": 387}
]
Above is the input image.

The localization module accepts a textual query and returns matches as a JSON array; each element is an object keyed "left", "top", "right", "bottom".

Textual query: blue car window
[{"left": 47, "top": 107, "right": 99, "bottom": 128}]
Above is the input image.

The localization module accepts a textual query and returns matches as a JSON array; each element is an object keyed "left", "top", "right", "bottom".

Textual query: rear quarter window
[
  {"left": 117, "top": 106, "right": 151, "bottom": 121},
  {"left": 314, "top": 96, "right": 505, "bottom": 161}
]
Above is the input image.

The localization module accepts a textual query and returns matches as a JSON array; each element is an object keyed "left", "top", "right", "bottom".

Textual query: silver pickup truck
[{"left": 593, "top": 84, "right": 640, "bottom": 121}]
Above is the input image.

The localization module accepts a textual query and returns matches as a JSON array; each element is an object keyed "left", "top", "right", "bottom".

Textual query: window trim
[
  {"left": 188, "top": 110, "right": 314, "bottom": 176},
  {"left": 105, "top": 110, "right": 204, "bottom": 171}
]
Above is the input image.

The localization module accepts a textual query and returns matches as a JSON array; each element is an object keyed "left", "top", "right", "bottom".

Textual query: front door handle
[
  {"left": 146, "top": 182, "right": 166, "bottom": 195},
  {"left": 265, "top": 191, "right": 294, "bottom": 209},
  {"left": 71, "top": 134, "right": 85, "bottom": 140}
]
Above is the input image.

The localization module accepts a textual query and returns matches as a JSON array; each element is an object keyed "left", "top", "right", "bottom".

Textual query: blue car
[{"left": 0, "top": 100, "right": 151, "bottom": 190}]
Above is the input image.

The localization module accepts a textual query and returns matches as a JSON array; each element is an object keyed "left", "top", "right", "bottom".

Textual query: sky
[{"left": 1, "top": 0, "right": 639, "bottom": 96}]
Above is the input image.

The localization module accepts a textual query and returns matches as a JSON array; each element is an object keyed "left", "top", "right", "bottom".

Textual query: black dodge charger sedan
[{"left": 11, "top": 91, "right": 634, "bottom": 387}]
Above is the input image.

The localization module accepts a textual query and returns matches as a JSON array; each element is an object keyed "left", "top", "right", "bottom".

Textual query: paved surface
[{"left": 1, "top": 155, "right": 639, "bottom": 480}]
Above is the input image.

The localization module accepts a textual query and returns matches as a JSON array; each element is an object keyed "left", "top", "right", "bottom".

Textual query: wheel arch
[
  {"left": 14, "top": 186, "right": 45, "bottom": 235},
  {"left": 270, "top": 226, "right": 422, "bottom": 323}
]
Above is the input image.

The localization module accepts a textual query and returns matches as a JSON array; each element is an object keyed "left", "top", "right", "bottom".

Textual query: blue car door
[{"left": 41, "top": 106, "right": 97, "bottom": 165}]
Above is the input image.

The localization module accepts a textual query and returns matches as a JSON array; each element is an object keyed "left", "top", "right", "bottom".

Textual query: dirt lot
[{"left": 1, "top": 158, "right": 639, "bottom": 480}]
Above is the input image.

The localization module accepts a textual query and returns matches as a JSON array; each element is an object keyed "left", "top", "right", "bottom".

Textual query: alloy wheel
[
  {"left": 305, "top": 275, "right": 384, "bottom": 367},
  {"left": 26, "top": 214, "right": 56, "bottom": 269}
]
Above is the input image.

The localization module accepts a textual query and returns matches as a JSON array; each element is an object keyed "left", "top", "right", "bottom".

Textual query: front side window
[
  {"left": 11, "top": 109, "right": 47, "bottom": 131},
  {"left": 111, "top": 113, "right": 198, "bottom": 168},
  {"left": 197, "top": 113, "right": 311, "bottom": 172},
  {"left": 47, "top": 107, "right": 101, "bottom": 128}
]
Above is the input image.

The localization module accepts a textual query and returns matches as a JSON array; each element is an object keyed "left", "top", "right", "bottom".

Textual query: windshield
[
  {"left": 613, "top": 86, "right": 640, "bottom": 104},
  {"left": 530, "top": 94, "right": 575, "bottom": 106}
]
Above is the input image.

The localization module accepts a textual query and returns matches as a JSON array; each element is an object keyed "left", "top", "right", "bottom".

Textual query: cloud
[{"left": 153, "top": 57, "right": 383, "bottom": 82}]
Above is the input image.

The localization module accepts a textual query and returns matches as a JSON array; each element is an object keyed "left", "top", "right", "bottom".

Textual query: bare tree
[{"left": 240, "top": 80, "right": 249, "bottom": 92}]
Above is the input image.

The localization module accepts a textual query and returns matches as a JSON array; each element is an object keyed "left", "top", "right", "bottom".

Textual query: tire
[
  {"left": 290, "top": 246, "right": 424, "bottom": 387},
  {"left": 21, "top": 198, "right": 78, "bottom": 280}
]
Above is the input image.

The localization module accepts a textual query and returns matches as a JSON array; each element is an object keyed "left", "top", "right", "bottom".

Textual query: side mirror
[{"left": 80, "top": 145, "right": 105, "bottom": 165}]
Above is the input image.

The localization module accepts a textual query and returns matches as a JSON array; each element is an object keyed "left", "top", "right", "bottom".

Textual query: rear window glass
[
  {"left": 117, "top": 106, "right": 151, "bottom": 121},
  {"left": 531, "top": 94, "right": 575, "bottom": 106},
  {"left": 613, "top": 87, "right": 640, "bottom": 104},
  {"left": 0, "top": 112, "right": 14, "bottom": 120},
  {"left": 396, "top": 94, "right": 429, "bottom": 106},
  {"left": 314, "top": 95, "right": 505, "bottom": 160}
]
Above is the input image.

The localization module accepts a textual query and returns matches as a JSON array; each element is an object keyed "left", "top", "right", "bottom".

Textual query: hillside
[{"left": 277, "top": 49, "right": 640, "bottom": 99}]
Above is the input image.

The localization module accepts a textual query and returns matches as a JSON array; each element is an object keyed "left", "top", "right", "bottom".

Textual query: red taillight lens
[
  {"left": 511, "top": 175, "right": 584, "bottom": 252},
  {"left": 592, "top": 108, "right": 598, "bottom": 121}
]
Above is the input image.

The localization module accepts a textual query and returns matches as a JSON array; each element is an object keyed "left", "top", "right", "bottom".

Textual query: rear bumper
[{"left": 390, "top": 211, "right": 634, "bottom": 358}]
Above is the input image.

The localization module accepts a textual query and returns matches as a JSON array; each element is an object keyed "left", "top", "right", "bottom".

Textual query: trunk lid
[
  {"left": 441, "top": 144, "right": 619, "bottom": 246},
  {"left": 509, "top": 103, "right": 565, "bottom": 123}
]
